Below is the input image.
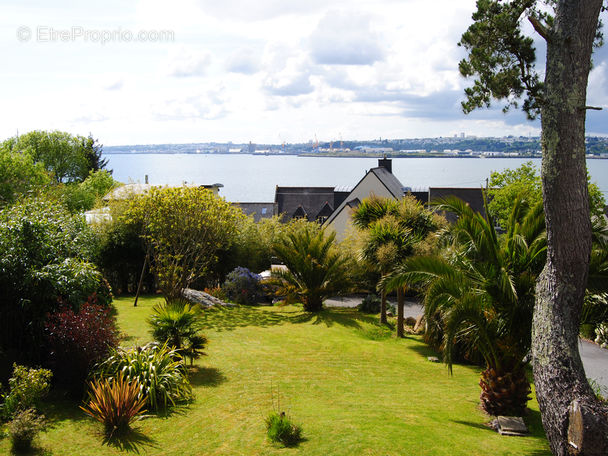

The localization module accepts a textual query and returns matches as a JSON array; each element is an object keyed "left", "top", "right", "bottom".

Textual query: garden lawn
[{"left": 1, "top": 296, "right": 550, "bottom": 455}]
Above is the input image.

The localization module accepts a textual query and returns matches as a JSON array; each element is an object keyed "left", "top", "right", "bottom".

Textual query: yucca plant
[
  {"left": 95, "top": 342, "right": 192, "bottom": 412},
  {"left": 384, "top": 195, "right": 545, "bottom": 416},
  {"left": 148, "top": 299, "right": 207, "bottom": 365},
  {"left": 80, "top": 373, "right": 147, "bottom": 437}
]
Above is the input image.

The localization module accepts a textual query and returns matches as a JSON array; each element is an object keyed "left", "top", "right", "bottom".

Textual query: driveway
[{"left": 326, "top": 295, "right": 608, "bottom": 394}]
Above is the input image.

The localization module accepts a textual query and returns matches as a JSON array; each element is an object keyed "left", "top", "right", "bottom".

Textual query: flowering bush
[
  {"left": 223, "top": 267, "right": 262, "bottom": 305},
  {"left": 45, "top": 300, "right": 119, "bottom": 393}
]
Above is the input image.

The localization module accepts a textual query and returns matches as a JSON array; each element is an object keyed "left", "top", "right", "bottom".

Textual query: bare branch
[
  {"left": 580, "top": 106, "right": 603, "bottom": 111},
  {"left": 528, "top": 15, "right": 549, "bottom": 41}
]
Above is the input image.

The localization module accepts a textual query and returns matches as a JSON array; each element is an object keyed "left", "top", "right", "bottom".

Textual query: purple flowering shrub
[{"left": 223, "top": 267, "right": 262, "bottom": 305}]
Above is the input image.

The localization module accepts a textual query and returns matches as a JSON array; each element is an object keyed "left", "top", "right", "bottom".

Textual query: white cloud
[
  {"left": 310, "top": 10, "right": 385, "bottom": 65},
  {"left": 166, "top": 46, "right": 212, "bottom": 77}
]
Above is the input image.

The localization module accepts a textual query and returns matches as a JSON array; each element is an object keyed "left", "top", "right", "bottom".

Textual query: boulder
[{"left": 182, "top": 288, "right": 235, "bottom": 307}]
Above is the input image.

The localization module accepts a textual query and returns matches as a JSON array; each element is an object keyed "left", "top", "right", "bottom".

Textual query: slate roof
[
  {"left": 274, "top": 186, "right": 341, "bottom": 222},
  {"left": 369, "top": 167, "right": 407, "bottom": 199},
  {"left": 429, "top": 187, "right": 486, "bottom": 223},
  {"left": 233, "top": 202, "right": 277, "bottom": 222},
  {"left": 324, "top": 165, "right": 407, "bottom": 227}
]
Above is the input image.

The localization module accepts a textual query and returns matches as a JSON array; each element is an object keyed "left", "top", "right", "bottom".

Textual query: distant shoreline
[{"left": 103, "top": 151, "right": 608, "bottom": 159}]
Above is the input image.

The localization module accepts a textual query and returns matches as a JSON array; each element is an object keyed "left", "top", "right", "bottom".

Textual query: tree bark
[
  {"left": 397, "top": 288, "right": 404, "bottom": 338},
  {"left": 380, "top": 289, "right": 387, "bottom": 324},
  {"left": 533, "top": 2, "right": 608, "bottom": 454}
]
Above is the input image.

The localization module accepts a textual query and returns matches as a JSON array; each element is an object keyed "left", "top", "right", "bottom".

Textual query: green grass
[{"left": 0, "top": 296, "right": 550, "bottom": 455}]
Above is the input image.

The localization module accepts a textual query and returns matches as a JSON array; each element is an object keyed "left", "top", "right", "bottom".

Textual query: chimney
[
  {"left": 378, "top": 155, "right": 392, "bottom": 173},
  {"left": 145, "top": 174, "right": 149, "bottom": 184}
]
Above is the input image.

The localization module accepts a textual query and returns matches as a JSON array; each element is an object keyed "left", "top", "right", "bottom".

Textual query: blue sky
[{"left": 1, "top": 0, "right": 607, "bottom": 146}]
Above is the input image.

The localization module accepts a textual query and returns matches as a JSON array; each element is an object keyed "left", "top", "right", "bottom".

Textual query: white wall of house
[{"left": 326, "top": 171, "right": 398, "bottom": 241}]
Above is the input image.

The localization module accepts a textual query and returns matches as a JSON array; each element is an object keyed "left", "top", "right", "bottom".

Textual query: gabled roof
[
  {"left": 292, "top": 205, "right": 308, "bottom": 219},
  {"left": 274, "top": 186, "right": 338, "bottom": 222},
  {"left": 324, "top": 166, "right": 406, "bottom": 226},
  {"left": 316, "top": 201, "right": 334, "bottom": 219},
  {"left": 346, "top": 198, "right": 361, "bottom": 209},
  {"left": 369, "top": 167, "right": 406, "bottom": 199}
]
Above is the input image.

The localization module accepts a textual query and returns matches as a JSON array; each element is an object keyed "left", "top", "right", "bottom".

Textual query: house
[
  {"left": 323, "top": 158, "right": 487, "bottom": 239},
  {"left": 233, "top": 202, "right": 277, "bottom": 222},
  {"left": 324, "top": 158, "right": 408, "bottom": 239},
  {"left": 274, "top": 186, "right": 351, "bottom": 223},
  {"left": 102, "top": 182, "right": 224, "bottom": 201}
]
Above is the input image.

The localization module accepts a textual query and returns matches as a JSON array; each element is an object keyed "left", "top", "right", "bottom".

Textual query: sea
[{"left": 105, "top": 154, "right": 608, "bottom": 203}]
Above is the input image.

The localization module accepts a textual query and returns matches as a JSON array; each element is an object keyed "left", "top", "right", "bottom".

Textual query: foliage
[
  {"left": 45, "top": 301, "right": 119, "bottom": 392},
  {"left": 0, "top": 145, "right": 50, "bottom": 206},
  {"left": 487, "top": 161, "right": 605, "bottom": 228},
  {"left": 0, "top": 198, "right": 106, "bottom": 360},
  {"left": 214, "top": 215, "right": 286, "bottom": 282},
  {"left": 357, "top": 294, "right": 382, "bottom": 314},
  {"left": 384, "top": 195, "right": 545, "bottom": 415},
  {"left": 596, "top": 323, "right": 608, "bottom": 349},
  {"left": 0, "top": 364, "right": 52, "bottom": 421},
  {"left": 581, "top": 293, "right": 608, "bottom": 327},
  {"left": 80, "top": 373, "right": 147, "bottom": 437},
  {"left": 123, "top": 186, "right": 245, "bottom": 300},
  {"left": 148, "top": 300, "right": 207, "bottom": 365},
  {"left": 265, "top": 412, "right": 302, "bottom": 447},
  {"left": 223, "top": 267, "right": 263, "bottom": 305},
  {"left": 96, "top": 342, "right": 192, "bottom": 412},
  {"left": 60, "top": 169, "right": 118, "bottom": 213},
  {"left": 7, "top": 408, "right": 47, "bottom": 453},
  {"left": 95, "top": 199, "right": 150, "bottom": 295},
  {"left": 2, "top": 130, "right": 108, "bottom": 184},
  {"left": 355, "top": 195, "right": 446, "bottom": 331},
  {"left": 458, "top": 0, "right": 543, "bottom": 119},
  {"left": 272, "top": 221, "right": 351, "bottom": 312}
]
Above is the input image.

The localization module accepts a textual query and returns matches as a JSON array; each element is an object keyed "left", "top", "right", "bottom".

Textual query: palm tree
[
  {"left": 384, "top": 195, "right": 546, "bottom": 416},
  {"left": 272, "top": 223, "right": 350, "bottom": 312},
  {"left": 352, "top": 196, "right": 399, "bottom": 324},
  {"left": 148, "top": 299, "right": 207, "bottom": 365},
  {"left": 354, "top": 195, "right": 445, "bottom": 335}
]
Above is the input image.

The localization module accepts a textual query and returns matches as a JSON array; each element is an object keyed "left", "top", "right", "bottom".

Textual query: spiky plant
[
  {"left": 384, "top": 195, "right": 545, "bottom": 416},
  {"left": 80, "top": 373, "right": 147, "bottom": 437},
  {"left": 96, "top": 342, "right": 192, "bottom": 412},
  {"left": 148, "top": 299, "right": 207, "bottom": 364},
  {"left": 272, "top": 223, "right": 350, "bottom": 312}
]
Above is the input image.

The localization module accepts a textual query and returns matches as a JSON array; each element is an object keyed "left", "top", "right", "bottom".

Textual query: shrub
[
  {"left": 96, "top": 342, "right": 192, "bottom": 412},
  {"left": 8, "top": 408, "right": 47, "bottom": 453},
  {"left": 1, "top": 364, "right": 52, "bottom": 421},
  {"left": 0, "top": 198, "right": 105, "bottom": 361},
  {"left": 358, "top": 294, "right": 381, "bottom": 314},
  {"left": 223, "top": 267, "right": 263, "bottom": 305},
  {"left": 596, "top": 322, "right": 608, "bottom": 349},
  {"left": 45, "top": 301, "right": 119, "bottom": 393},
  {"left": 80, "top": 373, "right": 147, "bottom": 437},
  {"left": 148, "top": 300, "right": 207, "bottom": 365},
  {"left": 265, "top": 411, "right": 302, "bottom": 447}
]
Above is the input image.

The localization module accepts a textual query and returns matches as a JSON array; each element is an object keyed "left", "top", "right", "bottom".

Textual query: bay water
[{"left": 106, "top": 154, "right": 608, "bottom": 203}]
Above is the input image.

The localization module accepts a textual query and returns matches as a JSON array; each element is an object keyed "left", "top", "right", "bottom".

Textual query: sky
[{"left": 1, "top": 0, "right": 608, "bottom": 146}]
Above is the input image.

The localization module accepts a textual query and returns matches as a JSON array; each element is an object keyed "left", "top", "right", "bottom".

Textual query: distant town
[{"left": 104, "top": 135, "right": 608, "bottom": 158}]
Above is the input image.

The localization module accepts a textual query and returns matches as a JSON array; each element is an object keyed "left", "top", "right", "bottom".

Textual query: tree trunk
[
  {"left": 397, "top": 288, "right": 404, "bottom": 338},
  {"left": 380, "top": 289, "right": 387, "bottom": 324},
  {"left": 533, "top": 2, "right": 608, "bottom": 454},
  {"left": 304, "top": 294, "right": 323, "bottom": 312}
]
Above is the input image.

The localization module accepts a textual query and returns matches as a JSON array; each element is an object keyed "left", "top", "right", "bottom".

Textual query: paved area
[
  {"left": 326, "top": 295, "right": 608, "bottom": 394},
  {"left": 579, "top": 339, "right": 608, "bottom": 395}
]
